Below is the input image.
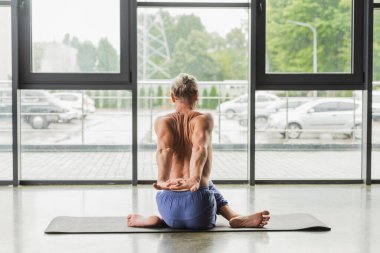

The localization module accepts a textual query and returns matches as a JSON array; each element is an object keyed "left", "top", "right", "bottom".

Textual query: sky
[{"left": 32, "top": 0, "right": 249, "bottom": 52}]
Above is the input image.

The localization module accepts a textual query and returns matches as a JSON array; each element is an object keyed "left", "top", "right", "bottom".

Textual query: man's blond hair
[{"left": 171, "top": 73, "right": 199, "bottom": 103}]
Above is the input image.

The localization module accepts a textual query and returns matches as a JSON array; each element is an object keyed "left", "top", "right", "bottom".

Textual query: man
[{"left": 128, "top": 73, "right": 270, "bottom": 229}]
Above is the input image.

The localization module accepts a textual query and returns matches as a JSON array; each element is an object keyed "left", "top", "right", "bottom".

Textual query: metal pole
[
  {"left": 218, "top": 83, "right": 221, "bottom": 143},
  {"left": 11, "top": 0, "right": 20, "bottom": 186},
  {"left": 287, "top": 20, "right": 318, "bottom": 73},
  {"left": 81, "top": 91, "right": 84, "bottom": 144}
]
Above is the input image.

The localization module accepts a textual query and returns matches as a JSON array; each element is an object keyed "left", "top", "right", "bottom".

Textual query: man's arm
[
  {"left": 153, "top": 117, "right": 175, "bottom": 190},
  {"left": 170, "top": 114, "right": 213, "bottom": 191}
]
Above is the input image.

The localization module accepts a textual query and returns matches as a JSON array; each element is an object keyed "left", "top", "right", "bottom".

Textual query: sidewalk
[{"left": 1, "top": 150, "right": 377, "bottom": 180}]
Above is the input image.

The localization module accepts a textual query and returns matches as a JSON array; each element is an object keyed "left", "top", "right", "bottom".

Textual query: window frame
[
  {"left": 17, "top": 0, "right": 133, "bottom": 90},
  {"left": 3, "top": 0, "right": 376, "bottom": 185},
  {"left": 256, "top": 0, "right": 365, "bottom": 90}
]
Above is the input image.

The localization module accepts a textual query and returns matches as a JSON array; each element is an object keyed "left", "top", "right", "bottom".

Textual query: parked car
[
  {"left": 52, "top": 92, "right": 96, "bottom": 116},
  {"left": 237, "top": 98, "right": 312, "bottom": 128},
  {"left": 268, "top": 98, "right": 362, "bottom": 139},
  {"left": 217, "top": 92, "right": 280, "bottom": 119},
  {"left": 22, "top": 90, "right": 82, "bottom": 128},
  {"left": 0, "top": 89, "right": 80, "bottom": 129}
]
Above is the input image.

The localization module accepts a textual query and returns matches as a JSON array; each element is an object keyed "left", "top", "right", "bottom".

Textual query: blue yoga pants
[{"left": 156, "top": 181, "right": 228, "bottom": 229}]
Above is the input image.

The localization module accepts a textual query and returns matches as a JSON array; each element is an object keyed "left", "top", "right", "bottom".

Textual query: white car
[
  {"left": 268, "top": 98, "right": 362, "bottom": 139},
  {"left": 217, "top": 92, "right": 280, "bottom": 119},
  {"left": 237, "top": 98, "right": 312, "bottom": 128},
  {"left": 52, "top": 92, "right": 96, "bottom": 115}
]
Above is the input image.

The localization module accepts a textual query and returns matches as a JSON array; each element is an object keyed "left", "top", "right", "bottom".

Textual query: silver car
[
  {"left": 237, "top": 98, "right": 312, "bottom": 129},
  {"left": 268, "top": 98, "right": 362, "bottom": 139},
  {"left": 217, "top": 92, "right": 280, "bottom": 119}
]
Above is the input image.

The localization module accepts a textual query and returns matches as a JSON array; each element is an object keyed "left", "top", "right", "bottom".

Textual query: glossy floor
[{"left": 0, "top": 184, "right": 379, "bottom": 253}]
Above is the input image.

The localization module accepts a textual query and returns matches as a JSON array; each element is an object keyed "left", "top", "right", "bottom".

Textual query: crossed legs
[
  {"left": 127, "top": 206, "right": 270, "bottom": 228},
  {"left": 127, "top": 183, "right": 270, "bottom": 228}
]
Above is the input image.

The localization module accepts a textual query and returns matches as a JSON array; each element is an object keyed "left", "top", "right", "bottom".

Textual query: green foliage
[
  {"left": 159, "top": 11, "right": 248, "bottom": 81},
  {"left": 169, "top": 30, "right": 222, "bottom": 80},
  {"left": 97, "top": 38, "right": 119, "bottom": 72},
  {"left": 62, "top": 35, "right": 118, "bottom": 73},
  {"left": 156, "top": 85, "right": 164, "bottom": 107},
  {"left": 103, "top": 90, "right": 110, "bottom": 108},
  {"left": 163, "top": 12, "right": 206, "bottom": 52},
  {"left": 110, "top": 90, "right": 117, "bottom": 108},
  {"left": 210, "top": 28, "right": 248, "bottom": 80},
  {"left": 94, "top": 90, "right": 100, "bottom": 108},
  {"left": 374, "top": 12, "right": 380, "bottom": 82},
  {"left": 77, "top": 41, "right": 97, "bottom": 72},
  {"left": 266, "top": 0, "right": 352, "bottom": 73},
  {"left": 139, "top": 87, "right": 146, "bottom": 109},
  {"left": 32, "top": 43, "right": 44, "bottom": 71},
  {"left": 209, "top": 85, "right": 219, "bottom": 109},
  {"left": 201, "top": 88, "right": 209, "bottom": 109},
  {"left": 148, "top": 86, "right": 155, "bottom": 109}
]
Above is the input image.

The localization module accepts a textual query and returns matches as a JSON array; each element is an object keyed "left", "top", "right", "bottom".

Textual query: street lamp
[{"left": 287, "top": 20, "right": 318, "bottom": 73}]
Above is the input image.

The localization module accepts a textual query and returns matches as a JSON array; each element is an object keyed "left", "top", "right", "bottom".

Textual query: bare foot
[
  {"left": 127, "top": 214, "right": 164, "bottom": 228},
  {"left": 229, "top": 210, "right": 270, "bottom": 228}
]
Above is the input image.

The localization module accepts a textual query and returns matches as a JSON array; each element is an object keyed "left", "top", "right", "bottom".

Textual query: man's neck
[{"left": 175, "top": 101, "right": 195, "bottom": 114}]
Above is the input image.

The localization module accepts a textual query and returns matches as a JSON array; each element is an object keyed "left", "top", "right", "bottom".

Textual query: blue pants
[{"left": 156, "top": 181, "right": 228, "bottom": 229}]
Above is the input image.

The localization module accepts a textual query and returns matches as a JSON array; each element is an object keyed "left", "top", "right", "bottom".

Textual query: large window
[
  {"left": 31, "top": 0, "right": 120, "bottom": 73},
  {"left": 0, "top": 6, "right": 12, "bottom": 181},
  {"left": 20, "top": 90, "right": 132, "bottom": 180},
  {"left": 255, "top": 91, "right": 362, "bottom": 179},
  {"left": 137, "top": 7, "right": 249, "bottom": 180},
  {"left": 266, "top": 0, "right": 352, "bottom": 74},
  {"left": 4, "top": 0, "right": 376, "bottom": 184},
  {"left": 18, "top": 0, "right": 132, "bottom": 88},
  {"left": 257, "top": 0, "right": 364, "bottom": 88}
]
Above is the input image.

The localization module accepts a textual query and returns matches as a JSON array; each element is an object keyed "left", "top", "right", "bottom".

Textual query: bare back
[{"left": 155, "top": 111, "right": 213, "bottom": 187}]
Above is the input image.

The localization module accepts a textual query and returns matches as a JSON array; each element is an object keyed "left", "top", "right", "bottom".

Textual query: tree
[
  {"left": 77, "top": 41, "right": 97, "bottom": 72},
  {"left": 163, "top": 12, "right": 205, "bottom": 53},
  {"left": 374, "top": 12, "right": 380, "bottom": 84},
  {"left": 148, "top": 86, "right": 155, "bottom": 109},
  {"left": 170, "top": 30, "right": 222, "bottom": 81},
  {"left": 139, "top": 87, "right": 146, "bottom": 109},
  {"left": 156, "top": 85, "right": 164, "bottom": 107},
  {"left": 201, "top": 88, "right": 209, "bottom": 109},
  {"left": 97, "top": 38, "right": 119, "bottom": 72},
  {"left": 32, "top": 43, "right": 44, "bottom": 72},
  {"left": 209, "top": 85, "right": 219, "bottom": 109},
  {"left": 210, "top": 28, "right": 248, "bottom": 80},
  {"left": 62, "top": 34, "right": 100, "bottom": 72},
  {"left": 266, "top": 0, "right": 352, "bottom": 73}
]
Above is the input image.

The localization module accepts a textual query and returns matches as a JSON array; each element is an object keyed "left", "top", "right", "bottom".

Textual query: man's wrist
[{"left": 190, "top": 177, "right": 201, "bottom": 183}]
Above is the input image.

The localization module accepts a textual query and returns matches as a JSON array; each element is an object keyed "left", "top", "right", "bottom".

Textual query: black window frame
[
  {"left": 17, "top": 0, "right": 133, "bottom": 90},
  {"left": 256, "top": 0, "right": 365, "bottom": 90}
]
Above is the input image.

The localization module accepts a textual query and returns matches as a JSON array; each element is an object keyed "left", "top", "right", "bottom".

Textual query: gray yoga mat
[{"left": 45, "top": 213, "right": 330, "bottom": 234}]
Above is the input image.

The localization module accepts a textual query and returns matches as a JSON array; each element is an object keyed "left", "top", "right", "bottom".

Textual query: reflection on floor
[{"left": 0, "top": 184, "right": 379, "bottom": 253}]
